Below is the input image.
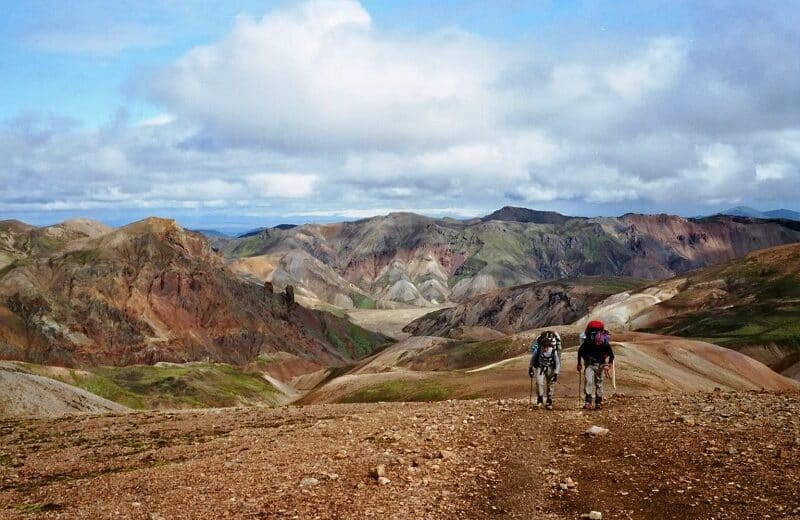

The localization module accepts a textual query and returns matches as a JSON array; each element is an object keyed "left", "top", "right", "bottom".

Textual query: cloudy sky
[{"left": 2, "top": 0, "right": 799, "bottom": 232}]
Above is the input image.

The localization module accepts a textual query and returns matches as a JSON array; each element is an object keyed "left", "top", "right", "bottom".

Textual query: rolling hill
[{"left": 575, "top": 242, "right": 800, "bottom": 378}]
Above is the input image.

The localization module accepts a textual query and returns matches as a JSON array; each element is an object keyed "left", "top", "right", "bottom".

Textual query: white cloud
[
  {"left": 282, "top": 207, "right": 482, "bottom": 219},
  {"left": 151, "top": 0, "right": 505, "bottom": 152},
  {"left": 3, "top": 0, "right": 800, "bottom": 222},
  {"left": 137, "top": 114, "right": 175, "bottom": 127},
  {"left": 246, "top": 174, "right": 318, "bottom": 199},
  {"left": 755, "top": 162, "right": 790, "bottom": 181}
]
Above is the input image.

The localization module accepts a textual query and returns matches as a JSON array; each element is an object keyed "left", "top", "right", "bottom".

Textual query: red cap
[{"left": 586, "top": 320, "right": 605, "bottom": 330}]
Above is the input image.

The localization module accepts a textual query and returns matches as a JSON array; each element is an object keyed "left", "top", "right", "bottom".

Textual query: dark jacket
[{"left": 578, "top": 331, "right": 615, "bottom": 366}]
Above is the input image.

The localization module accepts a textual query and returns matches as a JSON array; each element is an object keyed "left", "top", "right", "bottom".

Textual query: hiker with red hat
[{"left": 577, "top": 320, "right": 615, "bottom": 410}]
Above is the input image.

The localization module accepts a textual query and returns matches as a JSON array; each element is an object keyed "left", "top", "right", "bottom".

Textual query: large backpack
[
  {"left": 582, "top": 328, "right": 610, "bottom": 348},
  {"left": 531, "top": 330, "right": 562, "bottom": 361}
]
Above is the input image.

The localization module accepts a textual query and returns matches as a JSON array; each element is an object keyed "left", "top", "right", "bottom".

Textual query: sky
[{"left": 1, "top": 0, "right": 799, "bottom": 232}]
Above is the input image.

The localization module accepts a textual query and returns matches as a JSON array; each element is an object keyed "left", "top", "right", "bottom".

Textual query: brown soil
[{"left": 2, "top": 392, "right": 798, "bottom": 519}]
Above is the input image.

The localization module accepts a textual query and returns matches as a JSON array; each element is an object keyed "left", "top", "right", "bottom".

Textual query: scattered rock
[
  {"left": 299, "top": 477, "right": 319, "bottom": 488},
  {"left": 678, "top": 415, "right": 696, "bottom": 426},
  {"left": 377, "top": 477, "right": 391, "bottom": 485},
  {"left": 584, "top": 426, "right": 609, "bottom": 436},
  {"left": 437, "top": 449, "right": 455, "bottom": 460},
  {"left": 581, "top": 512, "right": 602, "bottom": 519},
  {"left": 563, "top": 477, "right": 576, "bottom": 489},
  {"left": 370, "top": 465, "right": 386, "bottom": 479}
]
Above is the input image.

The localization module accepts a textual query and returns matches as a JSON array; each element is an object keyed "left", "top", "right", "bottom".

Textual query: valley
[{"left": 1, "top": 209, "right": 799, "bottom": 518}]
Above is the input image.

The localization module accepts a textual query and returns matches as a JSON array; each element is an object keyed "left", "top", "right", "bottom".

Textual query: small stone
[
  {"left": 371, "top": 465, "right": 386, "bottom": 479},
  {"left": 678, "top": 415, "right": 696, "bottom": 426},
  {"left": 377, "top": 476, "right": 391, "bottom": 485},
  {"left": 300, "top": 477, "right": 320, "bottom": 488},
  {"left": 437, "top": 449, "right": 455, "bottom": 460},
  {"left": 334, "top": 451, "right": 348, "bottom": 459},
  {"left": 580, "top": 512, "right": 602, "bottom": 520},
  {"left": 727, "top": 447, "right": 738, "bottom": 455},
  {"left": 564, "top": 477, "right": 576, "bottom": 489},
  {"left": 584, "top": 426, "right": 609, "bottom": 436}
]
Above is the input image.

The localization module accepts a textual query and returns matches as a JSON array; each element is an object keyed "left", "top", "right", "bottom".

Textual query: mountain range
[
  {"left": 216, "top": 206, "right": 800, "bottom": 309},
  {"left": 719, "top": 206, "right": 800, "bottom": 221}
]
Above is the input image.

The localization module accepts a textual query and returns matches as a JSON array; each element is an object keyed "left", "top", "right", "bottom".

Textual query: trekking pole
[
  {"left": 578, "top": 367, "right": 583, "bottom": 407},
  {"left": 529, "top": 375, "right": 534, "bottom": 407},
  {"left": 612, "top": 362, "right": 617, "bottom": 396}
]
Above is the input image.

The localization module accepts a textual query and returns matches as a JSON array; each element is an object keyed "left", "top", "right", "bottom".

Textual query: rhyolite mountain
[
  {"left": 218, "top": 207, "right": 800, "bottom": 308},
  {"left": 543, "top": 242, "right": 800, "bottom": 379},
  {"left": 403, "top": 276, "right": 649, "bottom": 338},
  {"left": 0, "top": 218, "right": 389, "bottom": 367}
]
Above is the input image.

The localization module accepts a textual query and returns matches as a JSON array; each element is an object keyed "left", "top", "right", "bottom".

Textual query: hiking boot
[
  {"left": 582, "top": 401, "right": 593, "bottom": 410},
  {"left": 536, "top": 396, "right": 544, "bottom": 408},
  {"left": 545, "top": 399, "right": 553, "bottom": 410},
  {"left": 595, "top": 397, "right": 603, "bottom": 410}
]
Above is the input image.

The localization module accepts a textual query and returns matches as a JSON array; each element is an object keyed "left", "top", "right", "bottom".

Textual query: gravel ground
[{"left": 1, "top": 391, "right": 799, "bottom": 519}]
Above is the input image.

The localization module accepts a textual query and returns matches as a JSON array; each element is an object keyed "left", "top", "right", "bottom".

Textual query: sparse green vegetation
[
  {"left": 446, "top": 337, "right": 524, "bottom": 369},
  {"left": 73, "top": 364, "right": 280, "bottom": 409},
  {"left": 16, "top": 503, "right": 62, "bottom": 514},
  {"left": 314, "top": 312, "right": 391, "bottom": 359},
  {"left": 452, "top": 256, "right": 488, "bottom": 282},
  {"left": 228, "top": 236, "right": 266, "bottom": 258},
  {"left": 64, "top": 248, "right": 100, "bottom": 265},
  {"left": 339, "top": 378, "right": 452, "bottom": 403},
  {"left": 0, "top": 453, "right": 13, "bottom": 466},
  {"left": 572, "top": 276, "right": 651, "bottom": 295},
  {"left": 0, "top": 258, "right": 28, "bottom": 279},
  {"left": 350, "top": 291, "right": 376, "bottom": 309},
  {"left": 347, "top": 323, "right": 381, "bottom": 358}
]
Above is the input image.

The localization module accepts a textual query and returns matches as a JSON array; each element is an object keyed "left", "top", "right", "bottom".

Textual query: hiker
[
  {"left": 528, "top": 331, "right": 560, "bottom": 409},
  {"left": 577, "top": 320, "right": 614, "bottom": 410}
]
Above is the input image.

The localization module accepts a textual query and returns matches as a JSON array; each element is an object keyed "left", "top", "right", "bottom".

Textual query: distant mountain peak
[
  {"left": 481, "top": 206, "right": 573, "bottom": 225},
  {"left": 722, "top": 206, "right": 765, "bottom": 218},
  {"left": 719, "top": 207, "right": 800, "bottom": 222}
]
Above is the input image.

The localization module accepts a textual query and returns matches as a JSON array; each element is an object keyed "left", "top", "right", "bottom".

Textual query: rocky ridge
[{"left": 0, "top": 217, "right": 389, "bottom": 367}]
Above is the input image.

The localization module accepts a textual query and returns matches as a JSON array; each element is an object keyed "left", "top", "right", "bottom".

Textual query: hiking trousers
[
  {"left": 584, "top": 363, "right": 605, "bottom": 399},
  {"left": 536, "top": 366, "right": 557, "bottom": 400}
]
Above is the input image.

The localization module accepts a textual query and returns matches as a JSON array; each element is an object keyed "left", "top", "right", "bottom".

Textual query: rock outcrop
[{"left": 0, "top": 218, "right": 389, "bottom": 367}]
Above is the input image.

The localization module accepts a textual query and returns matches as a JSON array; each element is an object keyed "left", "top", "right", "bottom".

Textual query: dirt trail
[{"left": 2, "top": 392, "right": 798, "bottom": 519}]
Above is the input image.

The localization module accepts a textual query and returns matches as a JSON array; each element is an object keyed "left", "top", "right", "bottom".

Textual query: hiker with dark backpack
[
  {"left": 577, "top": 320, "right": 614, "bottom": 410},
  {"left": 528, "top": 331, "right": 561, "bottom": 410}
]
